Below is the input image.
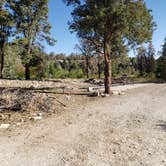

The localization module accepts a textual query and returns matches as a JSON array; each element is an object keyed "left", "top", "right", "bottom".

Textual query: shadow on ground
[{"left": 156, "top": 121, "right": 166, "bottom": 132}]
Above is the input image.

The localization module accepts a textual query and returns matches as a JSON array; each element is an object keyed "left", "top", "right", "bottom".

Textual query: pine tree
[
  {"left": 156, "top": 38, "right": 166, "bottom": 80},
  {"left": 64, "top": 0, "right": 155, "bottom": 93},
  {"left": 9, "top": 0, "right": 55, "bottom": 80},
  {"left": 137, "top": 46, "right": 147, "bottom": 76},
  {"left": 146, "top": 42, "right": 155, "bottom": 74},
  {"left": 75, "top": 39, "right": 95, "bottom": 78},
  {"left": 0, "top": 0, "right": 13, "bottom": 78}
]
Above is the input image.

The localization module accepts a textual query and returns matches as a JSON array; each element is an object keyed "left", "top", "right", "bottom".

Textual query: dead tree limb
[{"left": 49, "top": 96, "right": 67, "bottom": 107}]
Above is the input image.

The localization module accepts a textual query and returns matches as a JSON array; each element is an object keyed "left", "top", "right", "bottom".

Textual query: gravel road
[{"left": 0, "top": 83, "right": 166, "bottom": 166}]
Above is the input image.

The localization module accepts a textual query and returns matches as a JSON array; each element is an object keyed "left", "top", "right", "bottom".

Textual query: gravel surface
[{"left": 0, "top": 83, "right": 166, "bottom": 166}]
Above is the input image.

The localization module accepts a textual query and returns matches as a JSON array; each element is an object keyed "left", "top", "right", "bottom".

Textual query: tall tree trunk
[
  {"left": 25, "top": 63, "right": 30, "bottom": 80},
  {"left": 0, "top": 42, "right": 5, "bottom": 79},
  {"left": 97, "top": 54, "right": 101, "bottom": 79},
  {"left": 98, "top": 63, "right": 101, "bottom": 79},
  {"left": 104, "top": 36, "right": 112, "bottom": 94},
  {"left": 85, "top": 55, "right": 89, "bottom": 78},
  {"left": 25, "top": 42, "right": 31, "bottom": 80}
]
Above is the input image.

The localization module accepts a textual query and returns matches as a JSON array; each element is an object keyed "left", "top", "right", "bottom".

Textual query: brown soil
[{"left": 0, "top": 81, "right": 166, "bottom": 166}]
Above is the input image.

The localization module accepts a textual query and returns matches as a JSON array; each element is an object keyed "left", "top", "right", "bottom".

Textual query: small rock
[
  {"left": 105, "top": 94, "right": 110, "bottom": 97},
  {"left": 88, "top": 87, "right": 94, "bottom": 92},
  {"left": 0, "top": 124, "right": 10, "bottom": 129},
  {"left": 37, "top": 113, "right": 42, "bottom": 116},
  {"left": 100, "top": 93, "right": 105, "bottom": 97},
  {"left": 112, "top": 91, "right": 119, "bottom": 95},
  {"left": 118, "top": 91, "right": 125, "bottom": 95},
  {"left": 8, "top": 114, "right": 11, "bottom": 119},
  {"left": 66, "top": 95, "right": 71, "bottom": 100},
  {"left": 16, "top": 122, "right": 21, "bottom": 126},
  {"left": 19, "top": 118, "right": 24, "bottom": 123},
  {"left": 101, "top": 93, "right": 110, "bottom": 97},
  {"left": 0, "top": 114, "right": 5, "bottom": 120},
  {"left": 113, "top": 151, "right": 116, "bottom": 154},
  {"left": 112, "top": 91, "right": 125, "bottom": 95},
  {"left": 30, "top": 116, "right": 42, "bottom": 121}
]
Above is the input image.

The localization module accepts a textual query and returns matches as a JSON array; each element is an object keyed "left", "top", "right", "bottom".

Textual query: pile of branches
[{"left": 0, "top": 88, "right": 55, "bottom": 113}]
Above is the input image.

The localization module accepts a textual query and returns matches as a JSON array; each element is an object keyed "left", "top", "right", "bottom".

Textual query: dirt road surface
[{"left": 0, "top": 84, "right": 166, "bottom": 166}]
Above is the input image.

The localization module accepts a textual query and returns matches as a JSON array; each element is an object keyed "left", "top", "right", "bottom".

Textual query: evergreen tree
[
  {"left": 156, "top": 38, "right": 166, "bottom": 80},
  {"left": 9, "top": 0, "right": 55, "bottom": 80},
  {"left": 75, "top": 39, "right": 95, "bottom": 78},
  {"left": 146, "top": 42, "right": 155, "bottom": 74},
  {"left": 64, "top": 0, "right": 155, "bottom": 93},
  {"left": 0, "top": 0, "right": 13, "bottom": 78},
  {"left": 137, "top": 46, "right": 147, "bottom": 76}
]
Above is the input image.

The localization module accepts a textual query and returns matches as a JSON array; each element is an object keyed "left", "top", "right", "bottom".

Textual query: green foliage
[
  {"left": 64, "top": 0, "right": 155, "bottom": 93},
  {"left": 0, "top": 0, "right": 14, "bottom": 78},
  {"left": 3, "top": 44, "right": 24, "bottom": 78},
  {"left": 137, "top": 46, "right": 147, "bottom": 76},
  {"left": 137, "top": 43, "right": 156, "bottom": 76},
  {"left": 146, "top": 43, "right": 156, "bottom": 74},
  {"left": 8, "top": 0, "right": 55, "bottom": 79},
  {"left": 69, "top": 69, "right": 84, "bottom": 78},
  {"left": 0, "top": 0, "right": 165, "bottom": 83},
  {"left": 156, "top": 38, "right": 166, "bottom": 81},
  {"left": 30, "top": 48, "right": 47, "bottom": 79},
  {"left": 65, "top": 0, "right": 154, "bottom": 47}
]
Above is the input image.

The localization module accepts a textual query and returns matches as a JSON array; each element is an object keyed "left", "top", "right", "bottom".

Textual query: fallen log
[
  {"left": 88, "top": 86, "right": 104, "bottom": 92},
  {"left": 0, "top": 104, "right": 21, "bottom": 111},
  {"left": 48, "top": 96, "right": 67, "bottom": 107}
]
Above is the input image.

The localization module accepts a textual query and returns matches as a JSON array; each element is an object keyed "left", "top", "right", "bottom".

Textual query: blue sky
[{"left": 45, "top": 0, "right": 166, "bottom": 55}]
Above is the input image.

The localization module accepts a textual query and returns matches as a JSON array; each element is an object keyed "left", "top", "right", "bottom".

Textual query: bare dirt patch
[
  {"left": 0, "top": 79, "right": 90, "bottom": 128},
  {"left": 0, "top": 80, "right": 165, "bottom": 166}
]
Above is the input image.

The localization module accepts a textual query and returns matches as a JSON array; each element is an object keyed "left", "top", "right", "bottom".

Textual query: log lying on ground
[
  {"left": 88, "top": 86, "right": 105, "bottom": 92},
  {"left": 85, "top": 76, "right": 131, "bottom": 86},
  {"left": 0, "top": 104, "right": 21, "bottom": 111},
  {"left": 85, "top": 78, "right": 104, "bottom": 86}
]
